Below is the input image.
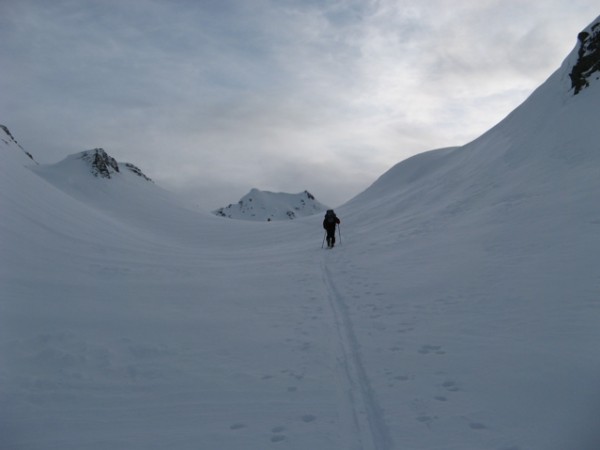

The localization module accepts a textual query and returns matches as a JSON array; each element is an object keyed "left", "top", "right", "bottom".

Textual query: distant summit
[
  {"left": 31, "top": 148, "right": 156, "bottom": 208},
  {"left": 570, "top": 17, "right": 600, "bottom": 94},
  {"left": 214, "top": 189, "right": 328, "bottom": 221}
]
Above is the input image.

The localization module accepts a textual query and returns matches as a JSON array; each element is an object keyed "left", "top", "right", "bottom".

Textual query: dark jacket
[{"left": 323, "top": 212, "right": 340, "bottom": 231}]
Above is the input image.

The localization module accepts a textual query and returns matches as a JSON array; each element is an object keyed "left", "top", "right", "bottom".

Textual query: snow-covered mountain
[
  {"left": 332, "top": 15, "right": 600, "bottom": 449},
  {"left": 2, "top": 14, "right": 600, "bottom": 450},
  {"left": 214, "top": 188, "right": 328, "bottom": 221},
  {"left": 34, "top": 147, "right": 153, "bottom": 182},
  {"left": 27, "top": 147, "right": 232, "bottom": 243},
  {"left": 346, "top": 14, "right": 600, "bottom": 229}
]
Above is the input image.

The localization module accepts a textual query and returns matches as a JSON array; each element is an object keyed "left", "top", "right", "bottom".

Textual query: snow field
[{"left": 2, "top": 16, "right": 600, "bottom": 449}]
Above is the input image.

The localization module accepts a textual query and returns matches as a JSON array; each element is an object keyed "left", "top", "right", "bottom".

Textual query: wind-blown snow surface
[{"left": 2, "top": 19, "right": 600, "bottom": 450}]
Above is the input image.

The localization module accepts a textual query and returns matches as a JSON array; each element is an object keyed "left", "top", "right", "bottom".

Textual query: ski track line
[{"left": 321, "top": 260, "right": 393, "bottom": 450}]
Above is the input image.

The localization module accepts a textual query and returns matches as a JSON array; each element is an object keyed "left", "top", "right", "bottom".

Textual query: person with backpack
[{"left": 323, "top": 209, "right": 341, "bottom": 248}]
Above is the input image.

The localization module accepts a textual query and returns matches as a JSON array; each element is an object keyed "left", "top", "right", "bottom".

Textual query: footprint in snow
[
  {"left": 394, "top": 375, "right": 410, "bottom": 381},
  {"left": 442, "top": 380, "right": 460, "bottom": 392},
  {"left": 270, "top": 426, "right": 286, "bottom": 443},
  {"left": 416, "top": 415, "right": 435, "bottom": 424},
  {"left": 418, "top": 344, "right": 445, "bottom": 355}
]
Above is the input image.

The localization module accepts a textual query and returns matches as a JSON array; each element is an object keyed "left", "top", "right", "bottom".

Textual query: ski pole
[
  {"left": 321, "top": 231, "right": 326, "bottom": 248},
  {"left": 338, "top": 224, "right": 342, "bottom": 245}
]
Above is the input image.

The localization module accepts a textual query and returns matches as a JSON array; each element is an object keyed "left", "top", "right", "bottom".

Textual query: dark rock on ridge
[
  {"left": 79, "top": 148, "right": 152, "bottom": 182},
  {"left": 124, "top": 163, "right": 153, "bottom": 182},
  {"left": 570, "top": 20, "right": 600, "bottom": 94},
  {"left": 82, "top": 148, "right": 120, "bottom": 178},
  {"left": 1, "top": 124, "right": 36, "bottom": 161}
]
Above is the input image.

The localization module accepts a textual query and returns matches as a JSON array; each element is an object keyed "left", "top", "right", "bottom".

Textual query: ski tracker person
[{"left": 323, "top": 209, "right": 341, "bottom": 248}]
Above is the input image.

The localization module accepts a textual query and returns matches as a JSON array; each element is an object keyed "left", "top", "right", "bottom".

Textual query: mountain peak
[
  {"left": 76, "top": 148, "right": 152, "bottom": 182},
  {"left": 214, "top": 189, "right": 328, "bottom": 221},
  {"left": 569, "top": 17, "right": 600, "bottom": 94},
  {"left": 81, "top": 148, "right": 120, "bottom": 178}
]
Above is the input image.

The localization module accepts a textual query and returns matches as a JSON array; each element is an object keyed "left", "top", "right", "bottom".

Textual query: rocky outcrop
[
  {"left": 569, "top": 20, "right": 600, "bottom": 94},
  {"left": 79, "top": 148, "right": 152, "bottom": 182},
  {"left": 1, "top": 124, "right": 35, "bottom": 161},
  {"left": 81, "top": 148, "right": 120, "bottom": 178},
  {"left": 124, "top": 163, "right": 153, "bottom": 182}
]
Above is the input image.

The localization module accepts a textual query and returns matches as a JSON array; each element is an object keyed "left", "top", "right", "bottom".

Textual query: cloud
[{"left": 1, "top": 0, "right": 598, "bottom": 210}]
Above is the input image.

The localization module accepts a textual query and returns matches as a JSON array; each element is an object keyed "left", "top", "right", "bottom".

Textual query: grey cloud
[{"left": 1, "top": 0, "right": 598, "bottom": 210}]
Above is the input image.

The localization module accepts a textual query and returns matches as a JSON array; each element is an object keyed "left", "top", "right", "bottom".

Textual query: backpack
[{"left": 325, "top": 209, "right": 337, "bottom": 224}]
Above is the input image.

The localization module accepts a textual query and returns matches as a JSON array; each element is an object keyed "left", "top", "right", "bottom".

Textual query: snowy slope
[
  {"left": 1, "top": 130, "right": 326, "bottom": 450},
  {"left": 29, "top": 148, "right": 320, "bottom": 249},
  {"left": 214, "top": 188, "right": 328, "bottom": 221},
  {"left": 2, "top": 15, "right": 600, "bottom": 450},
  {"left": 332, "top": 15, "right": 600, "bottom": 449},
  {"left": 30, "top": 148, "right": 218, "bottom": 244}
]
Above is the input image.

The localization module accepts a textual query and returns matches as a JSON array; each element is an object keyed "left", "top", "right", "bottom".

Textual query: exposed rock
[
  {"left": 81, "top": 148, "right": 120, "bottom": 178},
  {"left": 1, "top": 124, "right": 36, "bottom": 161},
  {"left": 569, "top": 21, "right": 600, "bottom": 94},
  {"left": 77, "top": 149, "right": 153, "bottom": 181},
  {"left": 124, "top": 163, "right": 153, "bottom": 182}
]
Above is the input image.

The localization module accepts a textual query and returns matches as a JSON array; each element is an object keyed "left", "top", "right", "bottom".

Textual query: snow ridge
[
  {"left": 124, "top": 163, "right": 153, "bottom": 182},
  {"left": 33, "top": 148, "right": 154, "bottom": 187},
  {"left": 1, "top": 124, "right": 36, "bottom": 162}
]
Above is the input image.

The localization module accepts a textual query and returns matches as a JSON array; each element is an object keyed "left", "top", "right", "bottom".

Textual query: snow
[
  {"left": 213, "top": 188, "right": 328, "bottom": 221},
  {"left": 2, "top": 16, "right": 600, "bottom": 450}
]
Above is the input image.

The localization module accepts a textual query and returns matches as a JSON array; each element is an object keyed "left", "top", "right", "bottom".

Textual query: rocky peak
[
  {"left": 81, "top": 148, "right": 152, "bottom": 182},
  {"left": 81, "top": 148, "right": 120, "bottom": 178},
  {"left": 569, "top": 19, "right": 600, "bottom": 94},
  {"left": 78, "top": 148, "right": 153, "bottom": 182}
]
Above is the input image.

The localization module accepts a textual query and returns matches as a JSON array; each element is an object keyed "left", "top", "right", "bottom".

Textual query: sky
[{"left": 1, "top": 1, "right": 598, "bottom": 210}]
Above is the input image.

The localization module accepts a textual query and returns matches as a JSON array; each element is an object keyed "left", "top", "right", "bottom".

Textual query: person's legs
[{"left": 327, "top": 229, "right": 335, "bottom": 247}]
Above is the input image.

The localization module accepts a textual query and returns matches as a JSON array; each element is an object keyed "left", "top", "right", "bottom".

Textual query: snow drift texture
[{"left": 1, "top": 15, "right": 600, "bottom": 450}]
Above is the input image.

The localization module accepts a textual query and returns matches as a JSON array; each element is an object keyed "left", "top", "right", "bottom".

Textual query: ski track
[{"left": 321, "top": 257, "right": 393, "bottom": 450}]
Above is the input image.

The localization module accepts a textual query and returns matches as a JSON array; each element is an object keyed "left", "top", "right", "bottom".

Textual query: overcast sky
[{"left": 1, "top": 1, "right": 597, "bottom": 210}]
